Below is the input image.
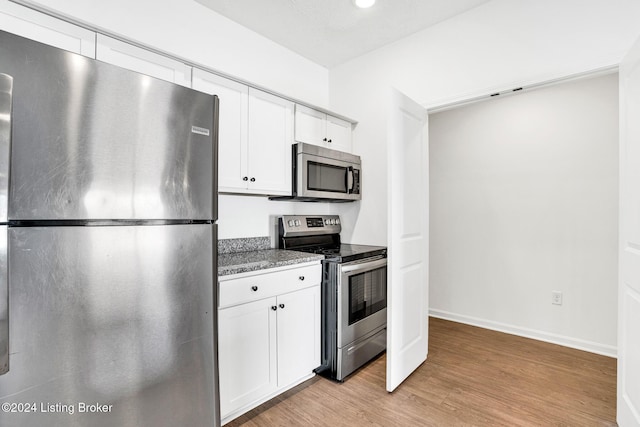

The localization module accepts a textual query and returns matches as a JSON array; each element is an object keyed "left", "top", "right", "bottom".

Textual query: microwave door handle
[{"left": 347, "top": 167, "right": 354, "bottom": 194}]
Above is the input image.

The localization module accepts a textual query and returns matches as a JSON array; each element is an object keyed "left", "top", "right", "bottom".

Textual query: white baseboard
[
  {"left": 429, "top": 309, "right": 617, "bottom": 358},
  {"left": 221, "top": 373, "right": 316, "bottom": 425}
]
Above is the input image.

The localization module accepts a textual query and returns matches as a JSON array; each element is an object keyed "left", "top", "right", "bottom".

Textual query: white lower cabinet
[
  {"left": 218, "top": 263, "right": 321, "bottom": 424},
  {"left": 218, "top": 297, "right": 278, "bottom": 416},
  {"left": 275, "top": 286, "right": 321, "bottom": 387}
]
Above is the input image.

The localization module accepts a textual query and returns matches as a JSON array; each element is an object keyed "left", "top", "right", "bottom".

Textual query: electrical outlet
[{"left": 552, "top": 291, "right": 563, "bottom": 305}]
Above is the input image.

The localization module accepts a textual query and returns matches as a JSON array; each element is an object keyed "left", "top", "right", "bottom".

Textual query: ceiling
[{"left": 194, "top": 0, "right": 492, "bottom": 68}]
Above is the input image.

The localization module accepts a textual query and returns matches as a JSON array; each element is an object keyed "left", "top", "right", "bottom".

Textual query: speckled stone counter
[
  {"left": 218, "top": 236, "right": 271, "bottom": 254},
  {"left": 218, "top": 249, "right": 324, "bottom": 276}
]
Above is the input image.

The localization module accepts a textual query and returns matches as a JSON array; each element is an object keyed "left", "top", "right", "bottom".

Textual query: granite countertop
[{"left": 218, "top": 249, "right": 324, "bottom": 277}]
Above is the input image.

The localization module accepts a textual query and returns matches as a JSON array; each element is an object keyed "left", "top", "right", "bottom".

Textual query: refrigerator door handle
[
  {"left": 0, "top": 225, "right": 7, "bottom": 375},
  {"left": 0, "top": 74, "right": 12, "bottom": 375},
  {"left": 0, "top": 73, "right": 12, "bottom": 223}
]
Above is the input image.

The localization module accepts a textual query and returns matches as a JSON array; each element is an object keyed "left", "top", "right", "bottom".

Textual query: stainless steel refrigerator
[{"left": 0, "top": 30, "right": 220, "bottom": 426}]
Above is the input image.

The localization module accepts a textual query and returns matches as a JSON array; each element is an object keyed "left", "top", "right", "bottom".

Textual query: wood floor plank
[{"left": 225, "top": 317, "right": 616, "bottom": 426}]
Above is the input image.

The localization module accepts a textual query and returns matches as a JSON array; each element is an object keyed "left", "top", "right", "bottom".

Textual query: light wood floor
[{"left": 227, "top": 317, "right": 617, "bottom": 426}]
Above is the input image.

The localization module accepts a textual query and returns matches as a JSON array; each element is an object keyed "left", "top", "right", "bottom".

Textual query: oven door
[
  {"left": 297, "top": 153, "right": 361, "bottom": 201},
  {"left": 337, "top": 256, "right": 387, "bottom": 348}
]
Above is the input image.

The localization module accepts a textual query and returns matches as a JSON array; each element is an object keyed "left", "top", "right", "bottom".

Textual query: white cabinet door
[
  {"left": 192, "top": 73, "right": 293, "bottom": 196},
  {"left": 96, "top": 35, "right": 191, "bottom": 87},
  {"left": 247, "top": 88, "right": 293, "bottom": 196},
  {"left": 326, "top": 114, "right": 353, "bottom": 152},
  {"left": 294, "top": 104, "right": 353, "bottom": 152},
  {"left": 0, "top": 2, "right": 95, "bottom": 57},
  {"left": 218, "top": 297, "right": 278, "bottom": 418},
  {"left": 294, "top": 104, "right": 326, "bottom": 146},
  {"left": 192, "top": 69, "right": 249, "bottom": 192},
  {"left": 276, "top": 286, "right": 321, "bottom": 387}
]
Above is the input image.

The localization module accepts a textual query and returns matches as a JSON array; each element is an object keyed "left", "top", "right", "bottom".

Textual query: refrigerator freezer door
[
  {"left": 0, "top": 30, "right": 215, "bottom": 221},
  {"left": 0, "top": 224, "right": 218, "bottom": 427}
]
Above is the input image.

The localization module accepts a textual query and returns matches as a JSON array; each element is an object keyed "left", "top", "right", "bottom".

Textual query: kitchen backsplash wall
[{"left": 217, "top": 194, "right": 344, "bottom": 240}]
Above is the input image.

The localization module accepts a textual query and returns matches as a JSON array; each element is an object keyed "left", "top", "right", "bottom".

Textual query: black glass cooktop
[{"left": 294, "top": 243, "right": 386, "bottom": 263}]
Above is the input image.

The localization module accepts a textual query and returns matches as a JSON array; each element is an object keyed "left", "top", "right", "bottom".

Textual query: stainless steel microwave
[{"left": 278, "top": 143, "right": 361, "bottom": 202}]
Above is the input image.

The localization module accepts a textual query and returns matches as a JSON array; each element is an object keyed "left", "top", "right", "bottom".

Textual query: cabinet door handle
[
  {"left": 323, "top": 137, "right": 327, "bottom": 142},
  {"left": 251, "top": 286, "right": 258, "bottom": 292},
  {"left": 298, "top": 276, "right": 305, "bottom": 281},
  {"left": 242, "top": 176, "right": 248, "bottom": 181},
  {"left": 279, "top": 304, "right": 285, "bottom": 309},
  {"left": 250, "top": 177, "right": 256, "bottom": 182},
  {"left": 271, "top": 305, "right": 277, "bottom": 311},
  {"left": 327, "top": 139, "right": 332, "bottom": 143}
]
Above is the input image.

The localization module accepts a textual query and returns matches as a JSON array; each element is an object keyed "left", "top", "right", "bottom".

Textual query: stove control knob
[
  {"left": 294, "top": 220, "right": 301, "bottom": 226},
  {"left": 324, "top": 219, "right": 330, "bottom": 225},
  {"left": 288, "top": 220, "right": 294, "bottom": 227},
  {"left": 331, "top": 219, "right": 336, "bottom": 225},
  {"left": 336, "top": 218, "right": 340, "bottom": 225}
]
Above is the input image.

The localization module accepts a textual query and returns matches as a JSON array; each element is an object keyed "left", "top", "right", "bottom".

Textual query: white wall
[
  {"left": 18, "top": 0, "right": 329, "bottom": 107},
  {"left": 329, "top": 0, "right": 640, "bottom": 246},
  {"left": 15, "top": 0, "right": 335, "bottom": 241},
  {"left": 328, "top": 0, "right": 640, "bottom": 353},
  {"left": 429, "top": 73, "right": 619, "bottom": 355}
]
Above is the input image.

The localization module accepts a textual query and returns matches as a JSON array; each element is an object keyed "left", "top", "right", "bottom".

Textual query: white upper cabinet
[
  {"left": 246, "top": 88, "right": 293, "bottom": 196},
  {"left": 192, "top": 69, "right": 249, "bottom": 192},
  {"left": 294, "top": 104, "right": 353, "bottom": 153},
  {"left": 96, "top": 34, "right": 191, "bottom": 87},
  {"left": 325, "top": 114, "right": 353, "bottom": 152},
  {"left": 193, "top": 69, "right": 293, "bottom": 196},
  {"left": 0, "top": 2, "right": 96, "bottom": 57},
  {"left": 294, "top": 105, "right": 325, "bottom": 146}
]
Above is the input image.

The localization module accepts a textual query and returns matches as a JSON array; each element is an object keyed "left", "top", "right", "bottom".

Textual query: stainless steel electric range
[{"left": 278, "top": 215, "right": 387, "bottom": 381}]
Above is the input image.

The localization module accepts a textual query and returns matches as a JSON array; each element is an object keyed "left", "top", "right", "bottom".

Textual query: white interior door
[
  {"left": 618, "top": 35, "right": 640, "bottom": 427},
  {"left": 386, "top": 88, "right": 429, "bottom": 392}
]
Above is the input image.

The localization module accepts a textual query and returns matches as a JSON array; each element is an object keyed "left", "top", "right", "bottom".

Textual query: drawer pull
[
  {"left": 251, "top": 286, "right": 258, "bottom": 292},
  {"left": 299, "top": 276, "right": 305, "bottom": 281},
  {"left": 271, "top": 305, "right": 277, "bottom": 311},
  {"left": 279, "top": 304, "right": 285, "bottom": 309}
]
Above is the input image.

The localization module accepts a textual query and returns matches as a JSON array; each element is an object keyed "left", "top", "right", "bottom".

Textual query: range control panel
[{"left": 279, "top": 215, "right": 341, "bottom": 237}]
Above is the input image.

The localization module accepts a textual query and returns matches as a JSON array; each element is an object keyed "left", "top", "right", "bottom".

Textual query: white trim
[
  {"left": 425, "top": 65, "right": 619, "bottom": 114},
  {"left": 429, "top": 309, "right": 617, "bottom": 358}
]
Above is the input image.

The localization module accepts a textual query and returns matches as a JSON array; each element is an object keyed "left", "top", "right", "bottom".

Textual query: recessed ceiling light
[{"left": 353, "top": 0, "right": 376, "bottom": 9}]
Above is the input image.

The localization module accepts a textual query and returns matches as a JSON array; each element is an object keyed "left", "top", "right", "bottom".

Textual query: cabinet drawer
[{"left": 219, "top": 263, "right": 321, "bottom": 308}]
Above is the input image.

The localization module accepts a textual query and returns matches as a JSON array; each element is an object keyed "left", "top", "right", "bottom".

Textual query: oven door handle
[{"left": 339, "top": 256, "right": 387, "bottom": 274}]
